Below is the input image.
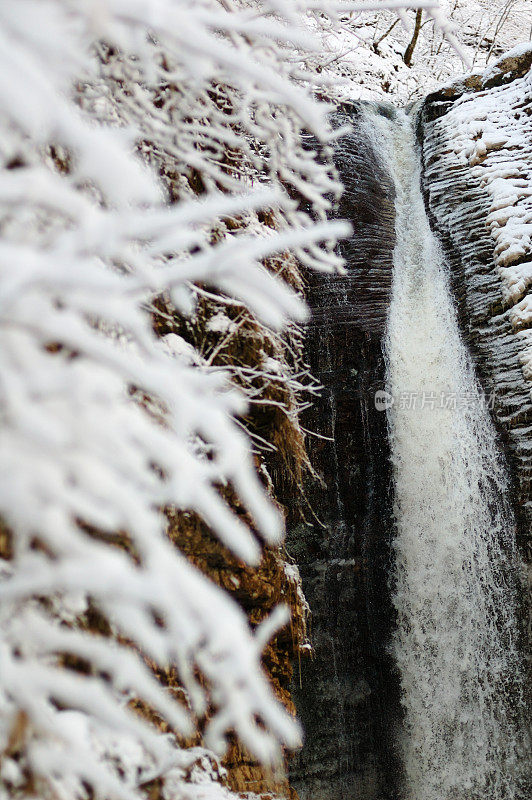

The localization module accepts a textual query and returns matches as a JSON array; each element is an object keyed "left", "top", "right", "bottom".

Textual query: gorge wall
[
  {"left": 286, "top": 47, "right": 532, "bottom": 800},
  {"left": 285, "top": 104, "right": 402, "bottom": 800},
  {"left": 419, "top": 44, "right": 532, "bottom": 575}
]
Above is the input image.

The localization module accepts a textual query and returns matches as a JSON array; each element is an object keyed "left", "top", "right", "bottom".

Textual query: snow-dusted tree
[{"left": 0, "top": 2, "right": 456, "bottom": 799}]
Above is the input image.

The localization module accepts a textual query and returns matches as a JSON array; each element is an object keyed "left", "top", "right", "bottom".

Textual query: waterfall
[{"left": 363, "top": 107, "right": 527, "bottom": 800}]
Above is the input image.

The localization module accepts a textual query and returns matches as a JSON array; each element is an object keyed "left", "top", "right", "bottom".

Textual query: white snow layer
[{"left": 428, "top": 47, "right": 532, "bottom": 391}]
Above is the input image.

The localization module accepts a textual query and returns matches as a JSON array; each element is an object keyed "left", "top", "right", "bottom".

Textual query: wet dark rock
[{"left": 285, "top": 103, "right": 402, "bottom": 800}]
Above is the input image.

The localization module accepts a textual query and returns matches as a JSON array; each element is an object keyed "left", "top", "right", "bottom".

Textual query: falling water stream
[{"left": 363, "top": 107, "right": 527, "bottom": 800}]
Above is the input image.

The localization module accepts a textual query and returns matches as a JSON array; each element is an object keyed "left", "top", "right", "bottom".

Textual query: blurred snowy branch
[{"left": 0, "top": 2, "right": 458, "bottom": 799}]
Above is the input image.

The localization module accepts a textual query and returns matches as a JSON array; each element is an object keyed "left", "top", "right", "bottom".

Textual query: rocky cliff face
[
  {"left": 167, "top": 510, "right": 307, "bottom": 798},
  {"left": 418, "top": 46, "right": 532, "bottom": 627},
  {"left": 153, "top": 262, "right": 313, "bottom": 798},
  {"left": 285, "top": 104, "right": 402, "bottom": 800}
]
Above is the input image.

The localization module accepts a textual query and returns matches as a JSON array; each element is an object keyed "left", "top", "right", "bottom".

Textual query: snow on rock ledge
[{"left": 419, "top": 44, "right": 532, "bottom": 547}]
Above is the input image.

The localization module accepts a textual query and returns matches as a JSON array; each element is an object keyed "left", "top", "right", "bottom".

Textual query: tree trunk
[{"left": 403, "top": 9, "right": 423, "bottom": 66}]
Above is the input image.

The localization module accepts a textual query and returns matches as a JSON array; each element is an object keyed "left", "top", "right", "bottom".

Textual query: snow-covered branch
[{"left": 0, "top": 2, "right": 458, "bottom": 799}]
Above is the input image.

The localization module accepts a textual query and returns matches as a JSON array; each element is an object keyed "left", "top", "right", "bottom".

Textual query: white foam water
[{"left": 364, "top": 106, "right": 527, "bottom": 800}]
